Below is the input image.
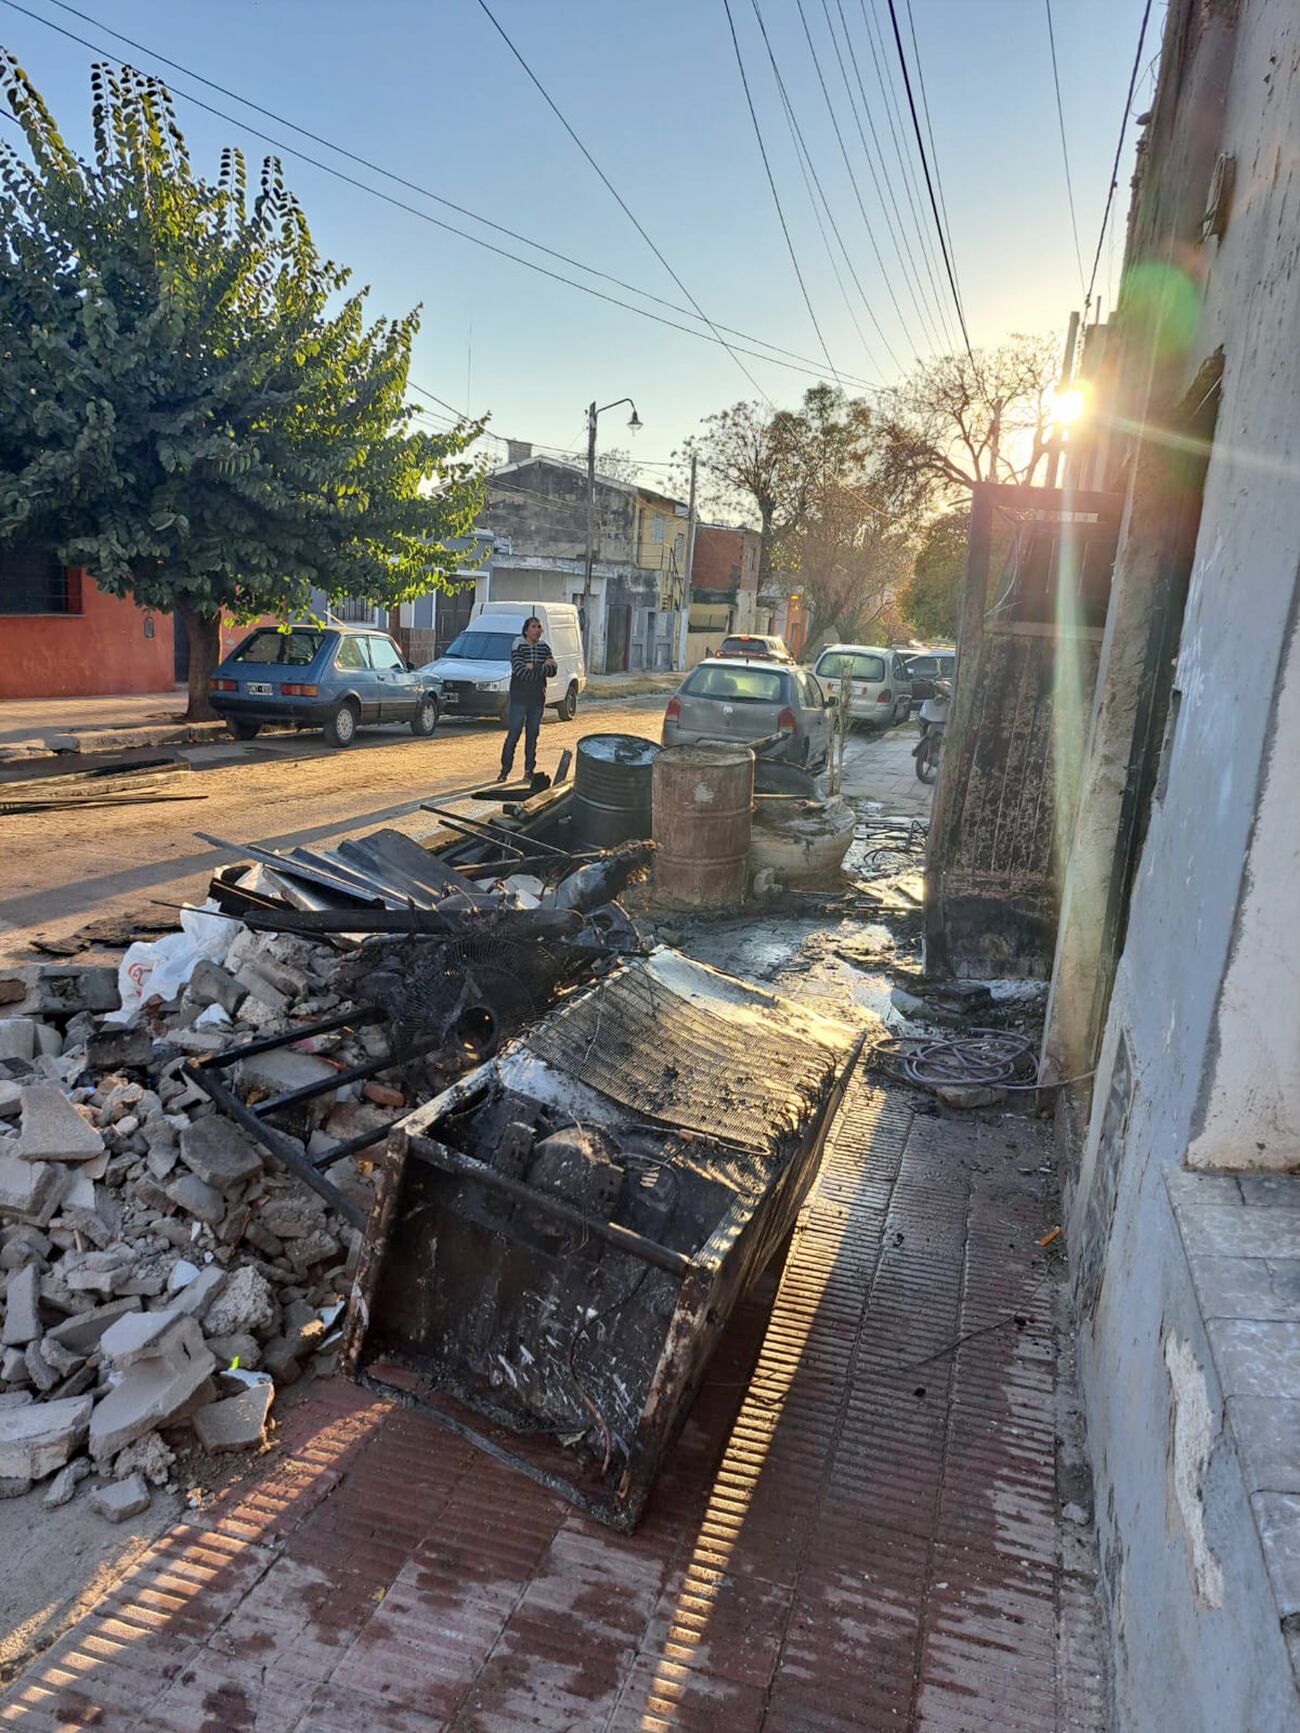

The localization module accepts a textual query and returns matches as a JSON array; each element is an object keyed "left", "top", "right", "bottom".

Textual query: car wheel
[
  {"left": 324, "top": 698, "right": 360, "bottom": 748},
  {"left": 227, "top": 719, "right": 261, "bottom": 741},
  {"left": 410, "top": 695, "right": 438, "bottom": 737},
  {"left": 553, "top": 682, "right": 578, "bottom": 721}
]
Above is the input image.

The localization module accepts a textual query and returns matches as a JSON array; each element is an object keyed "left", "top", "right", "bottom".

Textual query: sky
[{"left": 0, "top": 0, "right": 1159, "bottom": 483}]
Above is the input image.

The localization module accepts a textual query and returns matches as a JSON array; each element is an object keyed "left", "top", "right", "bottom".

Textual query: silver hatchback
[
  {"left": 812, "top": 644, "right": 913, "bottom": 728},
  {"left": 662, "top": 658, "right": 832, "bottom": 769}
]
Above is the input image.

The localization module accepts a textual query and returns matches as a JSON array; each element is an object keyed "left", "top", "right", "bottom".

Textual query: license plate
[{"left": 246, "top": 682, "right": 272, "bottom": 696}]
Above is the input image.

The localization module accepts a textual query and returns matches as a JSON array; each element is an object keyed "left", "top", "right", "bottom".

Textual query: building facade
[{"left": 1035, "top": 3, "right": 1300, "bottom": 1725}]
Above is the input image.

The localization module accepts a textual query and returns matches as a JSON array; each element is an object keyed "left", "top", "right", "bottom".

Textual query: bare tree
[
  {"left": 594, "top": 446, "right": 641, "bottom": 485},
  {"left": 672, "top": 401, "right": 805, "bottom": 587},
  {"left": 881, "top": 335, "right": 1061, "bottom": 498}
]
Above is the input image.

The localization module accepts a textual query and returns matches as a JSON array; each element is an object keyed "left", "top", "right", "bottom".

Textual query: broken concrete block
[
  {"left": 193, "top": 1379, "right": 273, "bottom": 1453},
  {"left": 86, "top": 1027, "right": 153, "bottom": 1071},
  {"left": 0, "top": 1155, "right": 68, "bottom": 1226},
  {"left": 0, "top": 1079, "right": 21, "bottom": 1120},
  {"left": 64, "top": 1250, "right": 134, "bottom": 1296},
  {"left": 32, "top": 1024, "right": 63, "bottom": 1059},
  {"left": 33, "top": 966, "right": 120, "bottom": 1016},
  {"left": 48, "top": 1298, "right": 142, "bottom": 1356},
  {"left": 113, "top": 1431, "right": 174, "bottom": 1487},
  {"left": 259, "top": 1195, "right": 325, "bottom": 1241},
  {"left": 204, "top": 1332, "right": 261, "bottom": 1371},
  {"left": 170, "top": 1264, "right": 227, "bottom": 1322},
  {"left": 90, "top": 1472, "right": 150, "bottom": 1522},
  {"left": 164, "top": 1171, "right": 225, "bottom": 1226},
  {"left": 14, "top": 1087, "right": 104, "bottom": 1163},
  {"left": 237, "top": 1047, "right": 336, "bottom": 1103},
  {"left": 188, "top": 959, "right": 246, "bottom": 1017},
  {"left": 259, "top": 1336, "right": 304, "bottom": 1386},
  {"left": 24, "top": 1339, "right": 60, "bottom": 1393},
  {"left": 166, "top": 1258, "right": 200, "bottom": 1293},
  {"left": 100, "top": 1307, "right": 197, "bottom": 1369},
  {"left": 0, "top": 1020, "right": 38, "bottom": 1063},
  {"left": 0, "top": 1394, "right": 92, "bottom": 1479},
  {"left": 178, "top": 1117, "right": 262, "bottom": 1193},
  {"left": 38, "top": 1334, "right": 82, "bottom": 1377},
  {"left": 1, "top": 1347, "right": 31, "bottom": 1385},
  {"left": 43, "top": 1457, "right": 91, "bottom": 1508},
  {"left": 0, "top": 1475, "right": 31, "bottom": 1498},
  {"left": 2, "top": 1263, "right": 41, "bottom": 1345},
  {"left": 89, "top": 1326, "right": 216, "bottom": 1460},
  {"left": 201, "top": 1266, "right": 277, "bottom": 1339}
]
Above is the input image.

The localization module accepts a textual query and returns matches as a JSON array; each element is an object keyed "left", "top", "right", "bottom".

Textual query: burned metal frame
[{"left": 343, "top": 1028, "right": 867, "bottom": 1530}]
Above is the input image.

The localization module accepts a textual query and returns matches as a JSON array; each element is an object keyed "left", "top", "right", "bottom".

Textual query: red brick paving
[{"left": 0, "top": 1075, "right": 1108, "bottom": 1731}]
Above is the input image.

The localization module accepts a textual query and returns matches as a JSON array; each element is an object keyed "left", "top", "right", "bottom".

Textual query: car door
[
  {"left": 332, "top": 634, "right": 380, "bottom": 721},
  {"left": 366, "top": 634, "right": 416, "bottom": 721},
  {"left": 796, "top": 669, "right": 829, "bottom": 762}
]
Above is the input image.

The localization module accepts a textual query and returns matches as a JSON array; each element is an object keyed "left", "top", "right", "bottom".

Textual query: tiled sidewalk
[
  {"left": 840, "top": 726, "right": 934, "bottom": 817},
  {"left": 0, "top": 1074, "right": 1105, "bottom": 1732}
]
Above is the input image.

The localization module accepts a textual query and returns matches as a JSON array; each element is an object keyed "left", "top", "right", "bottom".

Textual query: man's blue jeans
[{"left": 501, "top": 696, "right": 543, "bottom": 777}]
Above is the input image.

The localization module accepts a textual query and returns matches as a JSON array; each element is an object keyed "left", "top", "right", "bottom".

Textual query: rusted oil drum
[
  {"left": 574, "top": 734, "right": 660, "bottom": 848},
  {"left": 652, "top": 743, "right": 753, "bottom": 909}
]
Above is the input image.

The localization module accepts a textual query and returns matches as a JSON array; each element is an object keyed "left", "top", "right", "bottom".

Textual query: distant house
[{"left": 479, "top": 446, "right": 686, "bottom": 673}]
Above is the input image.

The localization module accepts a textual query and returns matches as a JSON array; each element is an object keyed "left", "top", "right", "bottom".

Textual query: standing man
[{"left": 498, "top": 615, "right": 557, "bottom": 783}]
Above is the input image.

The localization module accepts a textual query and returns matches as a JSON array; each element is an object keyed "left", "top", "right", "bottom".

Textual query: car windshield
[
  {"left": 684, "top": 665, "right": 786, "bottom": 703},
  {"left": 443, "top": 630, "right": 519, "bottom": 660},
  {"left": 817, "top": 651, "right": 886, "bottom": 682},
  {"left": 230, "top": 629, "right": 322, "bottom": 666}
]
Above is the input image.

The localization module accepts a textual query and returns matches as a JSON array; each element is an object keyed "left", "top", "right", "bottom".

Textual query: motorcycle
[{"left": 913, "top": 678, "right": 951, "bottom": 784}]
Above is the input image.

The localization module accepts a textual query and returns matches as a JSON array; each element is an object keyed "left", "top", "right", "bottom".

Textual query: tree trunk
[{"left": 179, "top": 604, "right": 222, "bottom": 722}]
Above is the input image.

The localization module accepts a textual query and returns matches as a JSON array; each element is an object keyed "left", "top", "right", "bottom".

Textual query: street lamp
[{"left": 583, "top": 396, "right": 642, "bottom": 658}]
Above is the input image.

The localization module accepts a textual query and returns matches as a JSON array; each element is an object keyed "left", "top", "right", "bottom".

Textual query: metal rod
[
  {"left": 253, "top": 1033, "right": 444, "bottom": 1117},
  {"left": 421, "top": 804, "right": 572, "bottom": 857},
  {"left": 406, "top": 1133, "right": 692, "bottom": 1278},
  {"left": 188, "top": 1061, "right": 364, "bottom": 1229},
  {"left": 195, "top": 1007, "right": 384, "bottom": 1071},
  {"left": 313, "top": 1124, "right": 392, "bottom": 1168}
]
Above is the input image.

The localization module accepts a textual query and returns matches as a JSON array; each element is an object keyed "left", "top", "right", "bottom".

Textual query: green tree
[
  {"left": 898, "top": 508, "right": 969, "bottom": 640},
  {"left": 0, "top": 58, "right": 485, "bottom": 717}
]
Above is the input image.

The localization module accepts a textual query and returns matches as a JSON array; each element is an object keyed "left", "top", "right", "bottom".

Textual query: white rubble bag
[
  {"left": 747, "top": 795, "right": 857, "bottom": 890},
  {"left": 105, "top": 901, "right": 238, "bottom": 1025}
]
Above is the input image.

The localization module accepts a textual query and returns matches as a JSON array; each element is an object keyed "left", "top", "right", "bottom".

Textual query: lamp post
[{"left": 584, "top": 396, "right": 642, "bottom": 663}]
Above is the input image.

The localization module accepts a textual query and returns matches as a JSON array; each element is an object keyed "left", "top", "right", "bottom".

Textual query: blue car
[{"left": 208, "top": 624, "right": 440, "bottom": 749}]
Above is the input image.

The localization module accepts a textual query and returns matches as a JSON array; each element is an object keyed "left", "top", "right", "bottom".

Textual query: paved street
[{"left": 0, "top": 709, "right": 927, "bottom": 959}]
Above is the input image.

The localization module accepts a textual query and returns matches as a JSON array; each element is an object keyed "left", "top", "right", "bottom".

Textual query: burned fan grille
[{"left": 525, "top": 968, "right": 838, "bottom": 1163}]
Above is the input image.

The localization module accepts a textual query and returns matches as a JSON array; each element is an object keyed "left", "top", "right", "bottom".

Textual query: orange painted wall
[{"left": 0, "top": 571, "right": 175, "bottom": 700}]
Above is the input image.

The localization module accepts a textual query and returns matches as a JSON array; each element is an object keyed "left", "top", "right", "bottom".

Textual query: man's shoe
[{"left": 495, "top": 769, "right": 509, "bottom": 782}]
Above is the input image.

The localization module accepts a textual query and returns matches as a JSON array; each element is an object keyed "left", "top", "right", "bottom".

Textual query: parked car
[
  {"left": 208, "top": 624, "right": 439, "bottom": 748},
  {"left": 662, "top": 657, "right": 831, "bottom": 768},
  {"left": 714, "top": 633, "right": 794, "bottom": 663},
  {"left": 811, "top": 644, "right": 913, "bottom": 727},
  {"left": 903, "top": 649, "right": 957, "bottom": 710},
  {"left": 419, "top": 601, "right": 585, "bottom": 721}
]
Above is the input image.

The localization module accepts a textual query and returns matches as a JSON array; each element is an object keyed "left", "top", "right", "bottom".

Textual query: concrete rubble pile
[{"left": 0, "top": 929, "right": 379, "bottom": 1519}]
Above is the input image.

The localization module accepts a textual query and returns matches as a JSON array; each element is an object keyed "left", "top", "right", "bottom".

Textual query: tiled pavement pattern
[
  {"left": 840, "top": 729, "right": 934, "bottom": 818},
  {"left": 0, "top": 1074, "right": 1107, "bottom": 1732}
]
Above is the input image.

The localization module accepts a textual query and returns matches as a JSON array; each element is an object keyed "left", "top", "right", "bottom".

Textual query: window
[
  {"left": 796, "top": 670, "right": 823, "bottom": 708},
  {"left": 0, "top": 547, "right": 75, "bottom": 615},
  {"left": 366, "top": 636, "right": 404, "bottom": 671},
  {"left": 333, "top": 597, "right": 373, "bottom": 624},
  {"left": 651, "top": 513, "right": 665, "bottom": 544},
  {"left": 908, "top": 657, "right": 938, "bottom": 679},
  {"left": 444, "top": 629, "right": 517, "bottom": 660},
  {"left": 334, "top": 636, "right": 368, "bottom": 671},
  {"left": 816, "top": 650, "right": 886, "bottom": 682},
  {"left": 684, "top": 664, "right": 786, "bottom": 703},
  {"left": 892, "top": 656, "right": 910, "bottom": 681},
  {"left": 230, "top": 629, "right": 323, "bottom": 665}
]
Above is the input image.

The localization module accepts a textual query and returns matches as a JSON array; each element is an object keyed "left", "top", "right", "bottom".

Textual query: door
[
  {"left": 796, "top": 669, "right": 829, "bottom": 763},
  {"left": 435, "top": 585, "right": 476, "bottom": 659},
  {"left": 334, "top": 634, "right": 380, "bottom": 721},
  {"left": 367, "top": 634, "right": 416, "bottom": 720},
  {"left": 606, "top": 604, "right": 631, "bottom": 673}
]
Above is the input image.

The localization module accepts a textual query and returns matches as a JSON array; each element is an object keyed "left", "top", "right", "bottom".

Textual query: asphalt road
[{"left": 0, "top": 697, "right": 666, "bottom": 959}]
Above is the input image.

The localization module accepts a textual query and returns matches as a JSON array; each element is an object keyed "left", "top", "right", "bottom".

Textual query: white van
[{"left": 419, "top": 601, "right": 586, "bottom": 722}]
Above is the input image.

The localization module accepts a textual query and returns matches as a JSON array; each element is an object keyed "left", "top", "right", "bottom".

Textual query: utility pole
[
  {"left": 676, "top": 451, "right": 698, "bottom": 671},
  {"left": 582, "top": 399, "right": 597, "bottom": 660},
  {"left": 1046, "top": 310, "right": 1081, "bottom": 489}
]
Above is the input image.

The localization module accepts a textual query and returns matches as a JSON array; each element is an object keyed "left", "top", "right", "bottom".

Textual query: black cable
[
  {"left": 826, "top": 0, "right": 950, "bottom": 356},
  {"left": 789, "top": 0, "right": 913, "bottom": 370},
  {"left": 720, "top": 0, "right": 844, "bottom": 387},
  {"left": 1085, "top": 0, "right": 1154, "bottom": 313},
  {"left": 475, "top": 0, "right": 774, "bottom": 408},
  {"left": 1045, "top": 0, "right": 1086, "bottom": 297},
  {"left": 856, "top": 0, "right": 955, "bottom": 353},
  {"left": 26, "top": 0, "right": 868, "bottom": 390},
  {"left": 0, "top": 0, "right": 880, "bottom": 394},
  {"left": 884, "top": 0, "right": 974, "bottom": 363},
  {"left": 905, "top": 0, "right": 963, "bottom": 319}
]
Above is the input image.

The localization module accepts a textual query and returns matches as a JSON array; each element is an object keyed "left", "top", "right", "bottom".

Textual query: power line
[
  {"left": 1044, "top": 0, "right": 1086, "bottom": 296},
  {"left": 746, "top": 0, "right": 893, "bottom": 378},
  {"left": 787, "top": 0, "right": 916, "bottom": 368},
  {"left": 1085, "top": 0, "right": 1154, "bottom": 313},
  {"left": 904, "top": 0, "right": 962, "bottom": 316},
  {"left": 474, "top": 0, "right": 774, "bottom": 407},
  {"left": 853, "top": 0, "right": 957, "bottom": 354},
  {"left": 27, "top": 0, "right": 866, "bottom": 386},
  {"left": 884, "top": 0, "right": 974, "bottom": 363},
  {"left": 826, "top": 0, "right": 952, "bottom": 355},
  {"left": 720, "top": 0, "right": 844, "bottom": 386},
  {"left": 0, "top": 0, "right": 881, "bottom": 394}
]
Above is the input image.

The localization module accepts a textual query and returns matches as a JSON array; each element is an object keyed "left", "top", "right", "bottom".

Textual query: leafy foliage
[
  {"left": 898, "top": 508, "right": 969, "bottom": 640},
  {"left": 0, "top": 57, "right": 485, "bottom": 711}
]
